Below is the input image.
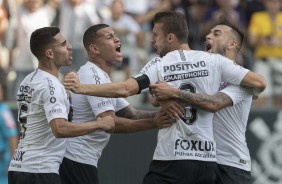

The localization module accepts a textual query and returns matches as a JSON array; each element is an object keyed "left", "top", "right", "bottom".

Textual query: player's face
[
  {"left": 52, "top": 33, "right": 73, "bottom": 67},
  {"left": 205, "top": 25, "right": 232, "bottom": 56},
  {"left": 95, "top": 27, "right": 122, "bottom": 64},
  {"left": 152, "top": 23, "right": 170, "bottom": 57}
]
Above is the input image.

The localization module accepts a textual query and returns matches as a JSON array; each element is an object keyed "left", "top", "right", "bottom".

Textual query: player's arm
[
  {"left": 49, "top": 116, "right": 115, "bottom": 138},
  {"left": 116, "top": 105, "right": 175, "bottom": 129},
  {"left": 240, "top": 72, "right": 266, "bottom": 96},
  {"left": 64, "top": 72, "right": 144, "bottom": 98},
  {"left": 150, "top": 81, "right": 233, "bottom": 113},
  {"left": 94, "top": 108, "right": 171, "bottom": 133},
  {"left": 173, "top": 91, "right": 232, "bottom": 113},
  {"left": 219, "top": 55, "right": 266, "bottom": 96},
  {"left": 115, "top": 105, "right": 156, "bottom": 119}
]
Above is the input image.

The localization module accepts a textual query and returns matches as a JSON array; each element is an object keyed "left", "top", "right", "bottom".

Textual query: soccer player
[
  {"left": 150, "top": 19, "right": 253, "bottom": 184},
  {"left": 64, "top": 11, "right": 266, "bottom": 183},
  {"left": 8, "top": 27, "right": 115, "bottom": 184},
  {"left": 59, "top": 24, "right": 175, "bottom": 184}
]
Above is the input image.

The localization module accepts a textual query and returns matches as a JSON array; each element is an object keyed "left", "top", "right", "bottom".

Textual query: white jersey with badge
[
  {"left": 135, "top": 50, "right": 249, "bottom": 162},
  {"left": 9, "top": 69, "right": 69, "bottom": 174},
  {"left": 64, "top": 62, "right": 129, "bottom": 167},
  {"left": 214, "top": 83, "right": 252, "bottom": 171}
]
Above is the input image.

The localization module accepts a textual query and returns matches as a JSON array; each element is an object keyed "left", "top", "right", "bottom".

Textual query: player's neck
[
  {"left": 174, "top": 43, "right": 191, "bottom": 51},
  {"left": 88, "top": 57, "right": 112, "bottom": 75},
  {"left": 38, "top": 62, "right": 59, "bottom": 78},
  {"left": 225, "top": 51, "right": 237, "bottom": 61}
]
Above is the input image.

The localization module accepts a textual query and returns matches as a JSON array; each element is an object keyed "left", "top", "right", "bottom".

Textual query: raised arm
[{"left": 64, "top": 72, "right": 140, "bottom": 98}]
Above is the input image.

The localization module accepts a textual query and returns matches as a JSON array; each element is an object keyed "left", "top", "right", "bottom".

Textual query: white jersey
[
  {"left": 134, "top": 50, "right": 249, "bottom": 162},
  {"left": 64, "top": 62, "right": 129, "bottom": 167},
  {"left": 214, "top": 83, "right": 252, "bottom": 171},
  {"left": 9, "top": 69, "right": 69, "bottom": 174}
]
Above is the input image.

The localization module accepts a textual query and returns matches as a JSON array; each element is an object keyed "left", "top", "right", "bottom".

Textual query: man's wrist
[{"left": 173, "top": 89, "right": 182, "bottom": 100}]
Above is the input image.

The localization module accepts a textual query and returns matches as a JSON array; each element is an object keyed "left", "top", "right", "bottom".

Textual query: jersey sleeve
[
  {"left": 220, "top": 84, "right": 253, "bottom": 105},
  {"left": 42, "top": 79, "right": 69, "bottom": 123},
  {"left": 115, "top": 98, "right": 129, "bottom": 112},
  {"left": 218, "top": 55, "right": 249, "bottom": 85},
  {"left": 87, "top": 96, "right": 116, "bottom": 116},
  {"left": 86, "top": 96, "right": 129, "bottom": 117},
  {"left": 133, "top": 57, "right": 162, "bottom": 93}
]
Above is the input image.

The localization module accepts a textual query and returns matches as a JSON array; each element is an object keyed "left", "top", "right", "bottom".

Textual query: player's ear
[
  {"left": 168, "top": 33, "right": 174, "bottom": 42},
  {"left": 45, "top": 49, "right": 53, "bottom": 59},
  {"left": 89, "top": 44, "right": 99, "bottom": 54},
  {"left": 228, "top": 40, "right": 237, "bottom": 50}
]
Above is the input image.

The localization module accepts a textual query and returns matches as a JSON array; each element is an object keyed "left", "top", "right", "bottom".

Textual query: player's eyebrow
[
  {"left": 60, "top": 40, "right": 67, "bottom": 45},
  {"left": 212, "top": 29, "right": 222, "bottom": 35}
]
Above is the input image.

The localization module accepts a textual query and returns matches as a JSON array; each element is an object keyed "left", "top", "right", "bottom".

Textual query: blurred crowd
[{"left": 0, "top": 0, "right": 281, "bottom": 109}]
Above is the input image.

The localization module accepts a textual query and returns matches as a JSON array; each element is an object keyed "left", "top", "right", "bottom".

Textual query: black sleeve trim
[{"left": 132, "top": 74, "right": 150, "bottom": 94}]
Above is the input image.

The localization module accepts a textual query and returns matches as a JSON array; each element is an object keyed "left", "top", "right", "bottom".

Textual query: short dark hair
[
  {"left": 83, "top": 24, "right": 110, "bottom": 51},
  {"left": 154, "top": 11, "right": 188, "bottom": 44},
  {"left": 215, "top": 17, "right": 245, "bottom": 50},
  {"left": 30, "top": 27, "right": 60, "bottom": 59}
]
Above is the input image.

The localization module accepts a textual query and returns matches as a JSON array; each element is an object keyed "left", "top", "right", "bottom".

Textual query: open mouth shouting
[{"left": 205, "top": 41, "right": 212, "bottom": 53}]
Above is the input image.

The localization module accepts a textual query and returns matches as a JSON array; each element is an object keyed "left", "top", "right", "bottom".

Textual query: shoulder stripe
[
  {"left": 178, "top": 50, "right": 186, "bottom": 61},
  {"left": 30, "top": 68, "right": 38, "bottom": 82}
]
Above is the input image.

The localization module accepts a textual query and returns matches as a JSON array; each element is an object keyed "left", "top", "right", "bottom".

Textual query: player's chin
[
  {"left": 116, "top": 57, "right": 123, "bottom": 63},
  {"left": 65, "top": 60, "right": 72, "bottom": 66},
  {"left": 116, "top": 54, "right": 123, "bottom": 61},
  {"left": 68, "top": 59, "right": 73, "bottom": 65}
]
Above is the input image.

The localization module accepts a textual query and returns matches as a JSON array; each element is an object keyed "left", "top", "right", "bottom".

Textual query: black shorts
[
  {"left": 8, "top": 171, "right": 60, "bottom": 184},
  {"left": 215, "top": 164, "right": 251, "bottom": 184},
  {"left": 142, "top": 160, "right": 217, "bottom": 184},
  {"left": 59, "top": 157, "right": 99, "bottom": 184}
]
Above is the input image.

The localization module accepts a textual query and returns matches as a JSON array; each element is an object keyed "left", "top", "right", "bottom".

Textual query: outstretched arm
[
  {"left": 64, "top": 72, "right": 140, "bottom": 98},
  {"left": 116, "top": 105, "right": 176, "bottom": 130},
  {"left": 49, "top": 115, "right": 115, "bottom": 138},
  {"left": 115, "top": 105, "right": 156, "bottom": 119}
]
